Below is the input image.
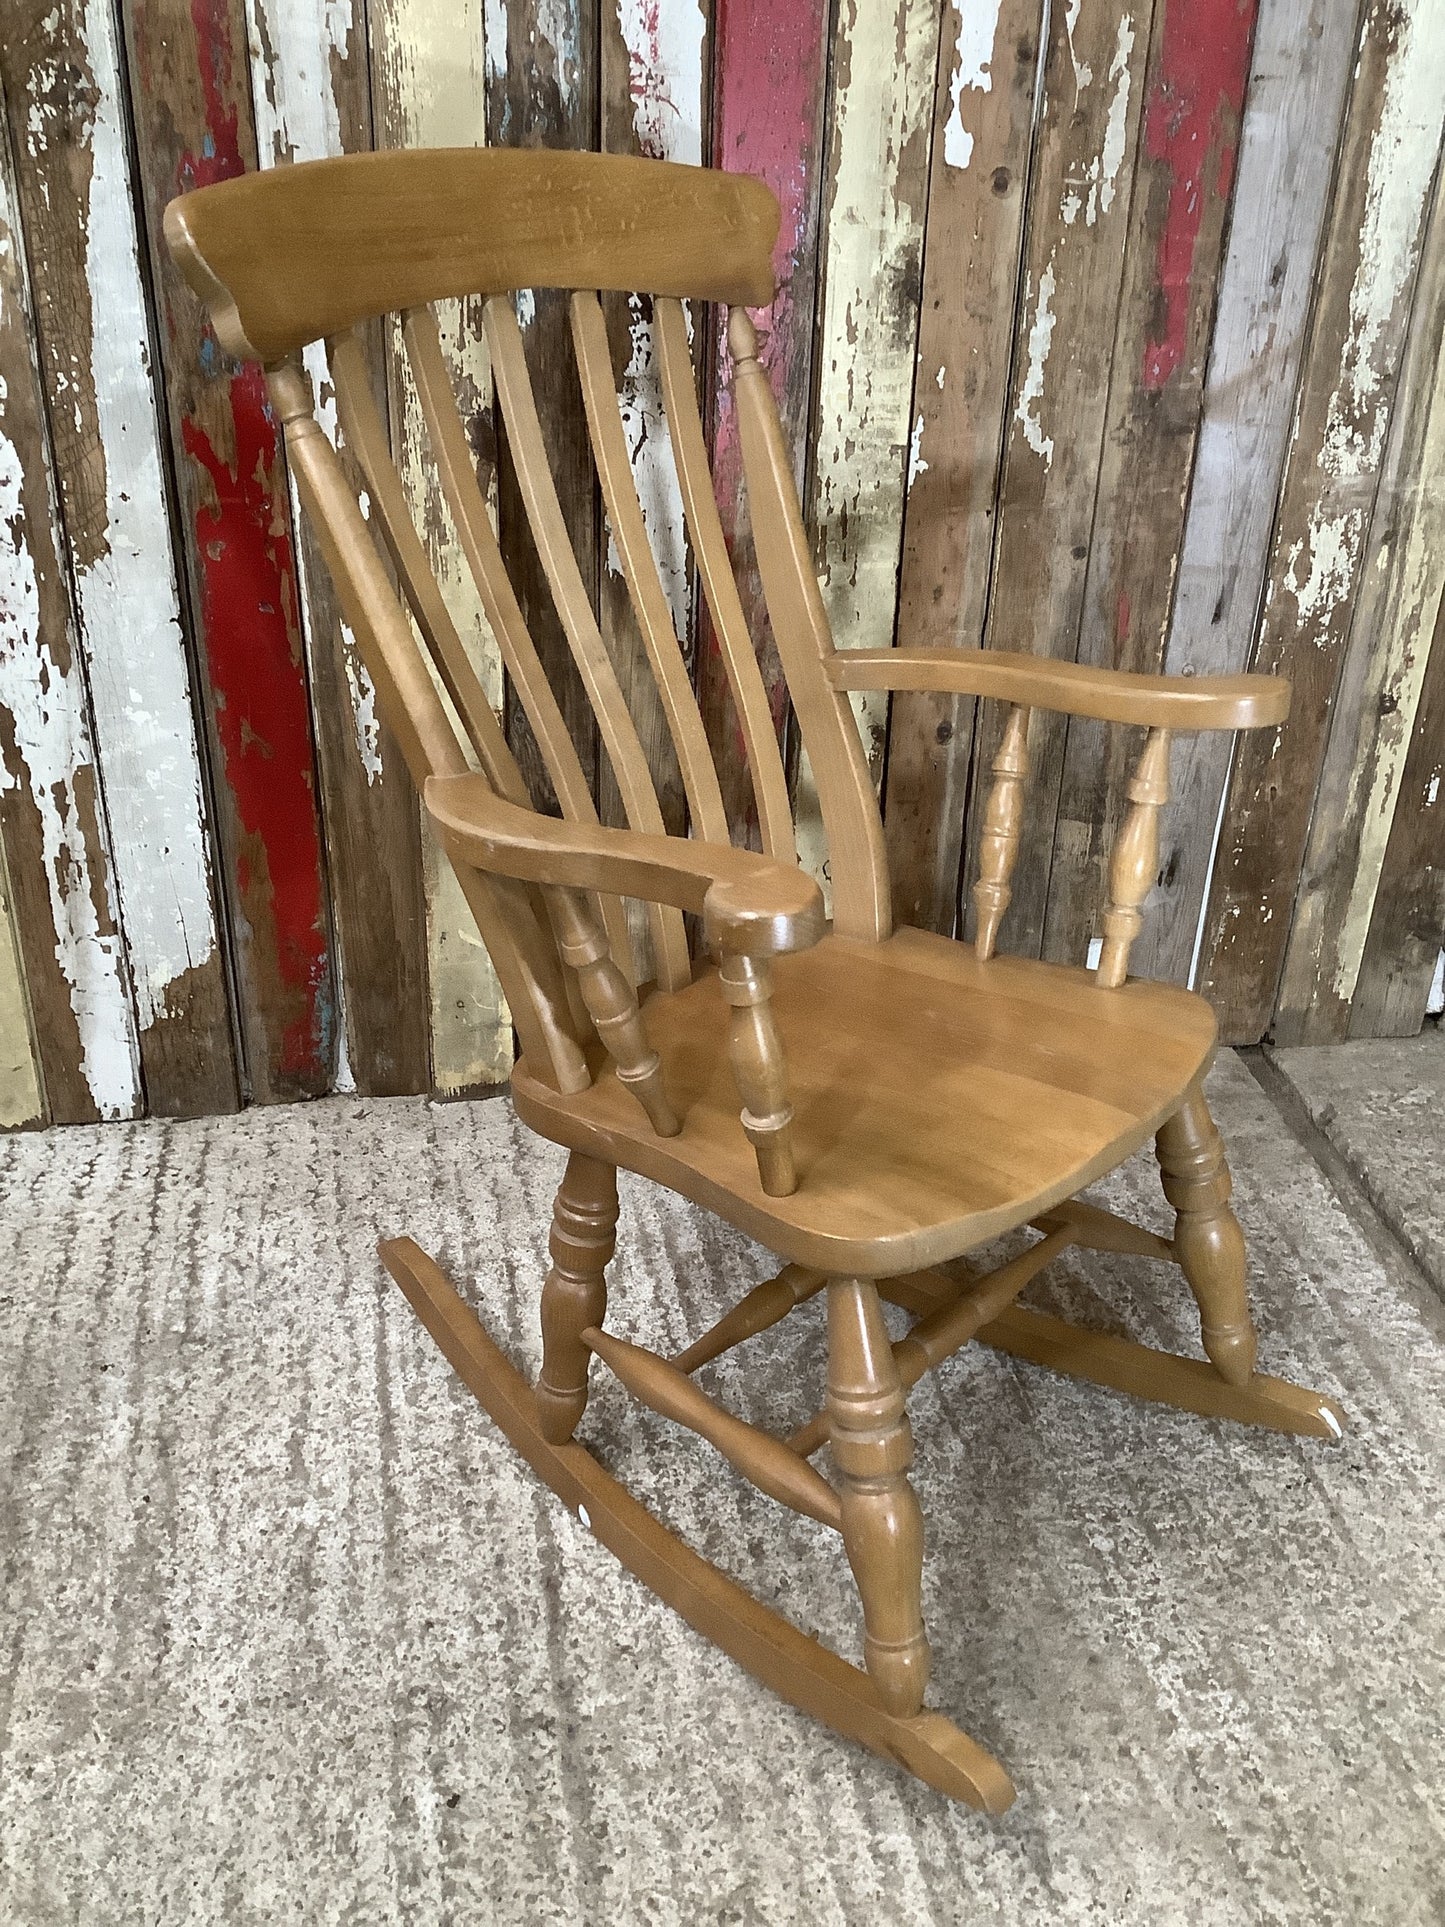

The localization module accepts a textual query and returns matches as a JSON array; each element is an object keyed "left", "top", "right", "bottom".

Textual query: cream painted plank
[
  {"left": 1275, "top": 156, "right": 1445, "bottom": 1040},
  {"left": 794, "top": 0, "right": 941, "bottom": 903},
  {"left": 370, "top": 0, "right": 511, "bottom": 1092},
  {"left": 0, "top": 91, "right": 139, "bottom": 1123},
  {"left": 2, "top": 0, "right": 231, "bottom": 1115},
  {"left": 1140, "top": 0, "right": 1367, "bottom": 983}
]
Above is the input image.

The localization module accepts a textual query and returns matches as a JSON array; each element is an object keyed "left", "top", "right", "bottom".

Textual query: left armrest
[{"left": 827, "top": 648, "right": 1289, "bottom": 732}]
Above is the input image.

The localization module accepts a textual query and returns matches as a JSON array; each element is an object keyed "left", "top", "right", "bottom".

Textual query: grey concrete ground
[
  {"left": 1270, "top": 1023, "right": 1445, "bottom": 1295},
  {"left": 2, "top": 1051, "right": 1443, "bottom": 1926}
]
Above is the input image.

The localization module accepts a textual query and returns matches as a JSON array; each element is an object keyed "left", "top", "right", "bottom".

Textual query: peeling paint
[
  {"left": 942, "top": 0, "right": 1004, "bottom": 170},
  {"left": 1015, "top": 260, "right": 1058, "bottom": 465},
  {"left": 343, "top": 628, "right": 384, "bottom": 783},
  {"left": 906, "top": 413, "right": 928, "bottom": 488}
]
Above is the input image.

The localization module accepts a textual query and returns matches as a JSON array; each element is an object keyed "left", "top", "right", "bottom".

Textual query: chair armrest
[
  {"left": 827, "top": 648, "right": 1290, "bottom": 731},
  {"left": 424, "top": 773, "right": 825, "bottom": 959}
]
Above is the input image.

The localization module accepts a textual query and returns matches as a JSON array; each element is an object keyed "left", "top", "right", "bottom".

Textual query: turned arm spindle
[
  {"left": 1095, "top": 727, "right": 1171, "bottom": 989},
  {"left": 549, "top": 888, "right": 681, "bottom": 1136},
  {"left": 719, "top": 953, "right": 797, "bottom": 1197},
  {"left": 972, "top": 704, "right": 1030, "bottom": 961}
]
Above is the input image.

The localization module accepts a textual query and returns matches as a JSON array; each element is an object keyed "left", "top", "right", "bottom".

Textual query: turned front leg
[
  {"left": 826, "top": 1279, "right": 929, "bottom": 1717},
  {"left": 535, "top": 1151, "right": 619, "bottom": 1443},
  {"left": 1156, "top": 1088, "right": 1257, "bottom": 1387}
]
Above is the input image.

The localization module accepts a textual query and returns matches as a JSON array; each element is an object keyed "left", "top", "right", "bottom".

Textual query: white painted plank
[{"left": 795, "top": 0, "right": 940, "bottom": 901}]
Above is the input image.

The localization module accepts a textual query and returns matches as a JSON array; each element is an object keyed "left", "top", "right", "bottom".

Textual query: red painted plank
[{"left": 702, "top": 0, "right": 830, "bottom": 847}]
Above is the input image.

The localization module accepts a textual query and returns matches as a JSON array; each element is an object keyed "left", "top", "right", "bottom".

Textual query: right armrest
[{"left": 424, "top": 773, "right": 826, "bottom": 960}]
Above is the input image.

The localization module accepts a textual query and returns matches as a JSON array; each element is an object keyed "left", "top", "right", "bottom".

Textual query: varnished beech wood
[
  {"left": 830, "top": 648, "right": 1293, "bottom": 731},
  {"left": 548, "top": 892, "right": 681, "bottom": 1139},
  {"left": 972, "top": 704, "right": 1029, "bottom": 962},
  {"left": 164, "top": 149, "right": 779, "bottom": 362},
  {"left": 718, "top": 954, "right": 797, "bottom": 1197},
  {"left": 727, "top": 307, "right": 892, "bottom": 942},
  {"left": 1096, "top": 729, "right": 1171, "bottom": 989},
  {"left": 535, "top": 1152, "right": 618, "bottom": 1444},
  {"left": 484, "top": 295, "right": 692, "bottom": 992},
  {"left": 973, "top": 1303, "right": 1344, "bottom": 1440},
  {"left": 672, "top": 1265, "right": 827, "bottom": 1374},
  {"left": 654, "top": 298, "right": 795, "bottom": 863},
  {"left": 569, "top": 291, "right": 730, "bottom": 848},
  {"left": 379, "top": 1237, "right": 1016, "bottom": 1812},
  {"left": 582, "top": 1325, "right": 842, "bottom": 1528},
  {"left": 424, "top": 776, "right": 825, "bottom": 961},
  {"left": 172, "top": 150, "right": 1329, "bottom": 1814},
  {"left": 827, "top": 1281, "right": 929, "bottom": 1718},
  {"left": 1155, "top": 1086, "right": 1258, "bottom": 1387},
  {"left": 512, "top": 927, "right": 1219, "bottom": 1278},
  {"left": 401, "top": 305, "right": 635, "bottom": 979}
]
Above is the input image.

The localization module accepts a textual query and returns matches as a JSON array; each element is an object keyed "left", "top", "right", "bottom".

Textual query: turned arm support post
[
  {"left": 717, "top": 951, "right": 797, "bottom": 1198},
  {"left": 548, "top": 887, "right": 681, "bottom": 1137},
  {"left": 1095, "top": 727, "right": 1171, "bottom": 989},
  {"left": 972, "top": 704, "right": 1030, "bottom": 962}
]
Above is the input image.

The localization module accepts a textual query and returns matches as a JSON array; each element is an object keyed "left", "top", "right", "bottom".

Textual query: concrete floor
[{"left": 2, "top": 1047, "right": 1443, "bottom": 1925}]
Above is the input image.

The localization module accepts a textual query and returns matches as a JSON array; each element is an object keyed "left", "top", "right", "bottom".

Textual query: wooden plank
[
  {"left": 1196, "top": 0, "right": 1445, "bottom": 1042},
  {"left": 484, "top": 0, "right": 602, "bottom": 847},
  {"left": 0, "top": 57, "right": 140, "bottom": 1123},
  {"left": 1274, "top": 160, "right": 1445, "bottom": 1040},
  {"left": 795, "top": 0, "right": 941, "bottom": 906},
  {"left": 882, "top": 0, "right": 1044, "bottom": 936},
  {"left": 0, "top": 0, "right": 233, "bottom": 1115},
  {"left": 1041, "top": 0, "right": 1259, "bottom": 969},
  {"left": 246, "top": 0, "right": 430, "bottom": 1095},
  {"left": 600, "top": 0, "right": 711, "bottom": 977},
  {"left": 0, "top": 830, "right": 42, "bottom": 1129},
  {"left": 1349, "top": 581, "right": 1445, "bottom": 1037},
  {"left": 368, "top": 0, "right": 511, "bottom": 1092},
  {"left": 123, "top": 0, "right": 338, "bottom": 1104},
  {"left": 967, "top": 0, "right": 1157, "bottom": 959},
  {"left": 1140, "top": 0, "right": 1368, "bottom": 985},
  {"left": 702, "top": 0, "right": 830, "bottom": 852}
]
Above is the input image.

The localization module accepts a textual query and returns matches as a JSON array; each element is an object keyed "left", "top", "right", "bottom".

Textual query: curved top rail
[{"left": 165, "top": 148, "right": 780, "bottom": 363}]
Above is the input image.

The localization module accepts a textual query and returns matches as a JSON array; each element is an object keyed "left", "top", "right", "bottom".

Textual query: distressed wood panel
[
  {"left": 246, "top": 0, "right": 430, "bottom": 1095},
  {"left": 485, "top": 0, "right": 603, "bottom": 841},
  {"left": 1143, "top": 0, "right": 1367, "bottom": 985},
  {"left": 0, "top": 832, "right": 42, "bottom": 1128},
  {"left": 0, "top": 56, "right": 139, "bottom": 1124},
  {"left": 703, "top": 0, "right": 830, "bottom": 852},
  {"left": 124, "top": 0, "right": 338, "bottom": 1104},
  {"left": 1, "top": 0, "right": 232, "bottom": 1116},
  {"left": 1275, "top": 160, "right": 1445, "bottom": 1041},
  {"left": 967, "top": 0, "right": 1156, "bottom": 958},
  {"left": 1351, "top": 583, "right": 1445, "bottom": 1037},
  {"left": 369, "top": 0, "right": 511, "bottom": 1091},
  {"left": 1196, "top": 0, "right": 1445, "bottom": 1042},
  {"left": 600, "top": 0, "right": 711, "bottom": 974},
  {"left": 882, "top": 0, "right": 1044, "bottom": 937},
  {"left": 1042, "top": 0, "right": 1258, "bottom": 969},
  {"left": 795, "top": 0, "right": 941, "bottom": 904}
]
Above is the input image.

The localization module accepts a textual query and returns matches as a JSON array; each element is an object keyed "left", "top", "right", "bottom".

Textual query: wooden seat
[
  {"left": 513, "top": 928, "right": 1218, "bottom": 1276},
  {"left": 164, "top": 146, "right": 1345, "bottom": 1817}
]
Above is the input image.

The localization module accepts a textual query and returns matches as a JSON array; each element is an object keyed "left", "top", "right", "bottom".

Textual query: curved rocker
[{"left": 379, "top": 1235, "right": 1017, "bottom": 1815}]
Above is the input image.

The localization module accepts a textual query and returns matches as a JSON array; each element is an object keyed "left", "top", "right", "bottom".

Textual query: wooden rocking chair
[{"left": 166, "top": 150, "right": 1345, "bottom": 1812}]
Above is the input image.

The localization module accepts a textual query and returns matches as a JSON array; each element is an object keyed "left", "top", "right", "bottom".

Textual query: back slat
[
  {"left": 569, "top": 291, "right": 729, "bottom": 848},
  {"left": 402, "top": 305, "right": 636, "bottom": 982},
  {"left": 485, "top": 294, "right": 692, "bottom": 992},
  {"left": 654, "top": 298, "right": 795, "bottom": 862},
  {"left": 330, "top": 330, "right": 530, "bottom": 808}
]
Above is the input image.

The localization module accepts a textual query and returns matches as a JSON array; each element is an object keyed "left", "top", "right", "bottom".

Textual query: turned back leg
[
  {"left": 1156, "top": 1087, "right": 1257, "bottom": 1387},
  {"left": 826, "top": 1279, "right": 930, "bottom": 1717},
  {"left": 535, "top": 1152, "right": 619, "bottom": 1444}
]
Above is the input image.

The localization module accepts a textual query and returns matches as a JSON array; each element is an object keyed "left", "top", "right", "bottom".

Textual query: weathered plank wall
[{"left": 2, "top": 0, "right": 1442, "bottom": 1130}]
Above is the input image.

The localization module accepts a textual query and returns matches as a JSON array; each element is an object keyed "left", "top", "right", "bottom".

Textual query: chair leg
[
  {"left": 535, "top": 1151, "right": 618, "bottom": 1444},
  {"left": 1155, "top": 1087, "right": 1258, "bottom": 1388},
  {"left": 826, "top": 1278, "right": 930, "bottom": 1718}
]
